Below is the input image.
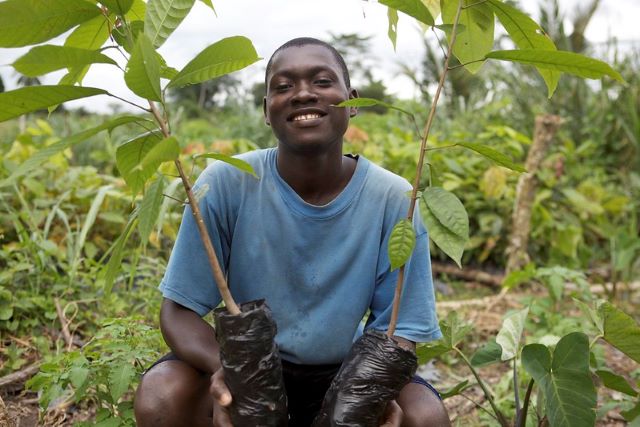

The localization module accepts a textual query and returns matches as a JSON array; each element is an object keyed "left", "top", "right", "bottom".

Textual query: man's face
[{"left": 264, "top": 44, "right": 357, "bottom": 154}]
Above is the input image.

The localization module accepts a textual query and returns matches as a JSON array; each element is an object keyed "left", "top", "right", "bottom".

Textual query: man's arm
[{"left": 160, "top": 298, "right": 221, "bottom": 374}]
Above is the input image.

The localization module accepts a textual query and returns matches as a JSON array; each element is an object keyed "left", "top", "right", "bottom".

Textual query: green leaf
[
  {"left": 0, "top": 0, "right": 101, "bottom": 48},
  {"left": 168, "top": 36, "right": 260, "bottom": 88},
  {"left": 416, "top": 341, "right": 451, "bottom": 364},
  {"left": 441, "top": 311, "right": 472, "bottom": 349},
  {"left": 198, "top": 0, "right": 216, "bottom": 12},
  {"left": 596, "top": 369, "right": 638, "bottom": 397},
  {"left": 622, "top": 401, "right": 640, "bottom": 423},
  {"left": 562, "top": 188, "right": 604, "bottom": 215},
  {"left": 102, "top": 212, "right": 138, "bottom": 294},
  {"left": 496, "top": 307, "right": 529, "bottom": 360},
  {"left": 470, "top": 339, "right": 503, "bottom": 367},
  {"left": 194, "top": 153, "right": 258, "bottom": 178},
  {"left": 0, "top": 86, "right": 106, "bottom": 122},
  {"left": 457, "top": 141, "right": 526, "bottom": 172},
  {"left": 13, "top": 45, "right": 116, "bottom": 77},
  {"left": 379, "top": 0, "right": 434, "bottom": 26},
  {"left": 522, "top": 333, "right": 596, "bottom": 427},
  {"left": 116, "top": 133, "right": 176, "bottom": 195},
  {"left": 139, "top": 177, "right": 166, "bottom": 243},
  {"left": 440, "top": 380, "right": 470, "bottom": 399},
  {"left": 423, "top": 187, "right": 469, "bottom": 239},
  {"left": 0, "top": 115, "right": 148, "bottom": 186},
  {"left": 63, "top": 14, "right": 113, "bottom": 86},
  {"left": 573, "top": 298, "right": 604, "bottom": 335},
  {"left": 100, "top": 0, "right": 134, "bottom": 15},
  {"left": 144, "top": 0, "right": 196, "bottom": 48},
  {"left": 336, "top": 98, "right": 414, "bottom": 118},
  {"left": 485, "top": 50, "right": 625, "bottom": 83},
  {"left": 387, "top": 7, "right": 399, "bottom": 51},
  {"left": 600, "top": 302, "right": 640, "bottom": 364},
  {"left": 69, "top": 366, "right": 89, "bottom": 389},
  {"left": 442, "top": 0, "right": 494, "bottom": 74},
  {"left": 420, "top": 200, "right": 466, "bottom": 267},
  {"left": 125, "top": 34, "right": 162, "bottom": 101},
  {"left": 487, "top": 0, "right": 560, "bottom": 97},
  {"left": 388, "top": 219, "right": 416, "bottom": 270},
  {"left": 109, "top": 363, "right": 136, "bottom": 401},
  {"left": 127, "top": 0, "right": 147, "bottom": 21}
]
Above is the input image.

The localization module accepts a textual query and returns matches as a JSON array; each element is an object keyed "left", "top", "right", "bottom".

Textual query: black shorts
[{"left": 146, "top": 353, "right": 440, "bottom": 427}]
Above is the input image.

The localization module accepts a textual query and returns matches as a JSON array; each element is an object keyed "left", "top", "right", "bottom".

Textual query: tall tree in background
[{"left": 168, "top": 75, "right": 242, "bottom": 117}]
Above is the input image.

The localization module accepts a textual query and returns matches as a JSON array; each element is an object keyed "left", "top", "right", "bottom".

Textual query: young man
[{"left": 135, "top": 38, "right": 450, "bottom": 427}]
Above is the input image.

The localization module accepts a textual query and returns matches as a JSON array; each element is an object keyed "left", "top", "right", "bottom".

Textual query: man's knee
[
  {"left": 398, "top": 382, "right": 451, "bottom": 427},
  {"left": 134, "top": 360, "right": 210, "bottom": 427}
]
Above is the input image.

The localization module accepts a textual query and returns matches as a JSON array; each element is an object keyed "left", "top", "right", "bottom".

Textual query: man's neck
[{"left": 276, "top": 148, "right": 357, "bottom": 206}]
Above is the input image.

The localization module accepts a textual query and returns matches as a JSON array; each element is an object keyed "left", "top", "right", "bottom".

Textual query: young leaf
[
  {"left": 199, "top": 0, "right": 216, "bottom": 12},
  {"left": 100, "top": 0, "right": 134, "bottom": 15},
  {"left": 470, "top": 340, "right": 503, "bottom": 367},
  {"left": 522, "top": 333, "right": 596, "bottom": 427},
  {"left": 336, "top": 98, "right": 414, "bottom": 118},
  {"left": 379, "top": 0, "right": 434, "bottom": 26},
  {"left": 168, "top": 36, "right": 260, "bottom": 88},
  {"left": 485, "top": 50, "right": 625, "bottom": 83},
  {"left": 440, "top": 380, "right": 470, "bottom": 399},
  {"left": 109, "top": 363, "right": 136, "bottom": 401},
  {"left": 423, "top": 187, "right": 469, "bottom": 239},
  {"left": 145, "top": 0, "right": 196, "bottom": 48},
  {"left": 63, "top": 14, "right": 113, "bottom": 85},
  {"left": 596, "top": 370, "right": 638, "bottom": 397},
  {"left": 0, "top": 86, "right": 107, "bottom": 122},
  {"left": 140, "top": 136, "right": 180, "bottom": 171},
  {"left": 442, "top": 0, "right": 494, "bottom": 74},
  {"left": 457, "top": 141, "right": 526, "bottom": 172},
  {"left": 0, "top": 0, "right": 101, "bottom": 48},
  {"left": 495, "top": 307, "right": 529, "bottom": 361},
  {"left": 600, "top": 302, "right": 640, "bottom": 364},
  {"left": 139, "top": 177, "right": 166, "bottom": 244},
  {"left": 487, "top": 0, "right": 560, "bottom": 97},
  {"left": 420, "top": 202, "right": 466, "bottom": 267},
  {"left": 13, "top": 45, "right": 116, "bottom": 77},
  {"left": 194, "top": 153, "right": 258, "bottom": 178},
  {"left": 387, "top": 7, "right": 399, "bottom": 51},
  {"left": 388, "top": 219, "right": 416, "bottom": 270},
  {"left": 441, "top": 311, "right": 472, "bottom": 349},
  {"left": 573, "top": 298, "right": 604, "bottom": 335},
  {"left": 0, "top": 115, "right": 149, "bottom": 186},
  {"left": 116, "top": 133, "right": 176, "bottom": 195},
  {"left": 127, "top": 0, "right": 147, "bottom": 21},
  {"left": 416, "top": 341, "right": 451, "bottom": 364},
  {"left": 69, "top": 366, "right": 90, "bottom": 389},
  {"left": 125, "top": 34, "right": 162, "bottom": 101}
]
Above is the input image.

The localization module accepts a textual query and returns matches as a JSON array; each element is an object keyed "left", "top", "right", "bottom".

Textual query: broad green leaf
[
  {"left": 496, "top": 307, "right": 529, "bottom": 360},
  {"left": 194, "top": 153, "right": 258, "bottom": 178},
  {"left": 600, "top": 302, "right": 640, "bottom": 364},
  {"left": 522, "top": 333, "right": 596, "bottom": 427},
  {"left": 0, "top": 0, "right": 101, "bottom": 48},
  {"left": 109, "top": 363, "right": 136, "bottom": 401},
  {"left": 470, "top": 340, "right": 503, "bottom": 367},
  {"left": 457, "top": 141, "right": 526, "bottom": 172},
  {"left": 139, "top": 177, "right": 166, "bottom": 243},
  {"left": 140, "top": 136, "right": 180, "bottom": 171},
  {"left": 125, "top": 34, "right": 162, "bottom": 101},
  {"left": 421, "top": 200, "right": 466, "bottom": 267},
  {"left": 486, "top": 50, "right": 625, "bottom": 83},
  {"left": 440, "top": 380, "right": 470, "bottom": 399},
  {"left": 387, "top": 7, "right": 399, "bottom": 51},
  {"left": 13, "top": 45, "right": 116, "bottom": 77},
  {"left": 441, "top": 311, "right": 472, "bottom": 349},
  {"left": 487, "top": 0, "right": 560, "bottom": 97},
  {"left": 622, "top": 401, "right": 640, "bottom": 423},
  {"left": 63, "top": 14, "right": 113, "bottom": 86},
  {"left": 0, "top": 86, "right": 106, "bottom": 123},
  {"left": 442, "top": 0, "right": 494, "bottom": 74},
  {"left": 69, "top": 366, "right": 89, "bottom": 388},
  {"left": 102, "top": 212, "right": 138, "bottom": 294},
  {"left": 0, "top": 116, "right": 149, "bottom": 186},
  {"left": 388, "top": 219, "right": 416, "bottom": 270},
  {"left": 423, "top": 187, "right": 469, "bottom": 239},
  {"left": 168, "top": 36, "right": 260, "bottom": 88},
  {"left": 127, "top": 0, "right": 147, "bottom": 21},
  {"left": 145, "top": 0, "right": 196, "bottom": 48},
  {"left": 416, "top": 341, "right": 451, "bottom": 364},
  {"left": 116, "top": 132, "right": 170, "bottom": 195},
  {"left": 100, "top": 0, "right": 134, "bottom": 15},
  {"left": 379, "top": 0, "right": 434, "bottom": 26},
  {"left": 199, "top": 0, "right": 216, "bottom": 12},
  {"left": 336, "top": 98, "right": 414, "bottom": 118},
  {"left": 596, "top": 370, "right": 638, "bottom": 397}
]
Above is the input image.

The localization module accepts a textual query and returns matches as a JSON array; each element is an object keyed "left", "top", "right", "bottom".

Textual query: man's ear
[
  {"left": 348, "top": 88, "right": 359, "bottom": 117},
  {"left": 262, "top": 96, "right": 270, "bottom": 126}
]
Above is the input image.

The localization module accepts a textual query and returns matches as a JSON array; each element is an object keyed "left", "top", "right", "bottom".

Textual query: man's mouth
[
  {"left": 292, "top": 113, "right": 322, "bottom": 121},
  {"left": 287, "top": 110, "right": 327, "bottom": 122}
]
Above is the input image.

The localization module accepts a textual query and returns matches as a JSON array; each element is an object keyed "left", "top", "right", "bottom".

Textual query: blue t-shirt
[{"left": 160, "top": 148, "right": 441, "bottom": 364}]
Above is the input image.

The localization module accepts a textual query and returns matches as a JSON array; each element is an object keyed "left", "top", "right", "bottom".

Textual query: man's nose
[{"left": 291, "top": 83, "right": 318, "bottom": 104}]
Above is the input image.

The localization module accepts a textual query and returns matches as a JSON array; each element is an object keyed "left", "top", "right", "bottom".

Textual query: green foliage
[
  {"left": 600, "top": 302, "right": 640, "bottom": 364},
  {"left": 13, "top": 45, "right": 117, "bottom": 78},
  {"left": 193, "top": 153, "right": 259, "bottom": 178},
  {"left": 495, "top": 307, "right": 529, "bottom": 361},
  {"left": 144, "top": 0, "right": 196, "bottom": 48},
  {"left": 379, "top": 0, "right": 434, "bottom": 26},
  {"left": 125, "top": 34, "right": 163, "bottom": 101},
  {"left": 388, "top": 219, "right": 416, "bottom": 270},
  {"left": 421, "top": 187, "right": 468, "bottom": 267}
]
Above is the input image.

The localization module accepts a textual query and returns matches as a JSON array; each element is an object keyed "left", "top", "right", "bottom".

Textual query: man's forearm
[{"left": 160, "top": 298, "right": 221, "bottom": 374}]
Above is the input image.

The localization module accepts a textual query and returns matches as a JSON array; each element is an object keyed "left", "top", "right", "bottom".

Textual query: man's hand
[
  {"left": 379, "top": 400, "right": 403, "bottom": 426},
  {"left": 210, "top": 369, "right": 233, "bottom": 427}
]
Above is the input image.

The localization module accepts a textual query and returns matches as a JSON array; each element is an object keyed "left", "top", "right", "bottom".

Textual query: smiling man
[{"left": 134, "top": 38, "right": 450, "bottom": 427}]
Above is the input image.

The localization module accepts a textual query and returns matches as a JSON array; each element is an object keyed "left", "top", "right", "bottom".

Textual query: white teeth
[{"left": 293, "top": 113, "right": 321, "bottom": 121}]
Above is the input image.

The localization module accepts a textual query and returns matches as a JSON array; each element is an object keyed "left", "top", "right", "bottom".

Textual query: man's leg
[
  {"left": 396, "top": 381, "right": 451, "bottom": 427},
  {"left": 134, "top": 359, "right": 212, "bottom": 427}
]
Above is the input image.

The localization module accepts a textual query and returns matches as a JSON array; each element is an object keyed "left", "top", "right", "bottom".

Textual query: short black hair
[{"left": 264, "top": 37, "right": 351, "bottom": 89}]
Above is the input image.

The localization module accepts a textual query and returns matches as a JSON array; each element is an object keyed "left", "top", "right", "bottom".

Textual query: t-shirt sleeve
[
  {"left": 365, "top": 206, "right": 442, "bottom": 344},
  {"left": 159, "top": 167, "right": 231, "bottom": 316}
]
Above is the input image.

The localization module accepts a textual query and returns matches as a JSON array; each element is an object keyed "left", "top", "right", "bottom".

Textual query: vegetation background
[{"left": 0, "top": 0, "right": 638, "bottom": 425}]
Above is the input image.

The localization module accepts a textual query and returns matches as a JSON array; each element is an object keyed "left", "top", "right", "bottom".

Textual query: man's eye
[
  {"left": 315, "top": 78, "right": 332, "bottom": 86},
  {"left": 275, "top": 83, "right": 291, "bottom": 91}
]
